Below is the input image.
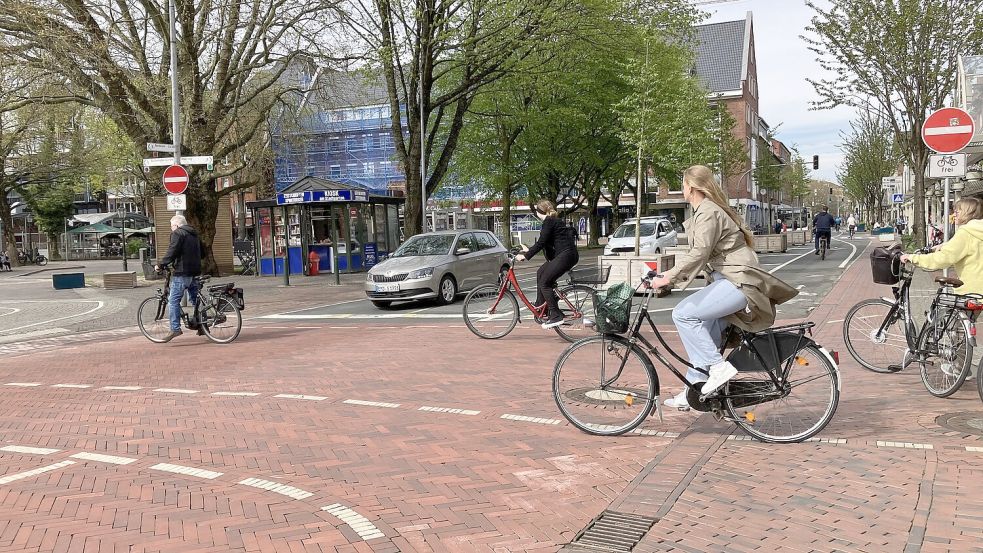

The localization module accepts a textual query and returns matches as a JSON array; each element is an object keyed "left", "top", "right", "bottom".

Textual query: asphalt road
[{"left": 261, "top": 232, "right": 869, "bottom": 325}]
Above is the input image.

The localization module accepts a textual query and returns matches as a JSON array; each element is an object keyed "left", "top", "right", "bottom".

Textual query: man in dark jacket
[
  {"left": 154, "top": 215, "right": 202, "bottom": 342},
  {"left": 812, "top": 206, "right": 836, "bottom": 254}
]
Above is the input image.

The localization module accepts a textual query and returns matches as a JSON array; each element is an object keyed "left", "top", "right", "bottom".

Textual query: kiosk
[{"left": 247, "top": 177, "right": 403, "bottom": 276}]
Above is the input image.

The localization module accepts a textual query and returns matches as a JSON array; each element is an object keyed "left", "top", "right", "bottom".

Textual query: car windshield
[
  {"left": 612, "top": 222, "right": 657, "bottom": 238},
  {"left": 392, "top": 234, "right": 455, "bottom": 257}
]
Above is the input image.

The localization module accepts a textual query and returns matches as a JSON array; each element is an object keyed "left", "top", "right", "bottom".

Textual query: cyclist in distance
[
  {"left": 515, "top": 199, "right": 579, "bottom": 329},
  {"left": 813, "top": 206, "right": 836, "bottom": 254},
  {"left": 901, "top": 197, "right": 983, "bottom": 295},
  {"left": 846, "top": 213, "right": 857, "bottom": 238},
  {"left": 154, "top": 215, "right": 203, "bottom": 342},
  {"left": 647, "top": 165, "right": 798, "bottom": 409}
]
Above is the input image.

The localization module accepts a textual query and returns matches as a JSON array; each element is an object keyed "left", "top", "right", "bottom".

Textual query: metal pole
[
  {"left": 943, "top": 177, "right": 951, "bottom": 242},
  {"left": 419, "top": 5, "right": 426, "bottom": 235},
  {"left": 281, "top": 206, "right": 290, "bottom": 286},
  {"left": 169, "top": 0, "right": 181, "bottom": 166},
  {"left": 332, "top": 206, "right": 340, "bottom": 285},
  {"left": 121, "top": 212, "right": 128, "bottom": 271},
  {"left": 634, "top": 146, "right": 642, "bottom": 255}
]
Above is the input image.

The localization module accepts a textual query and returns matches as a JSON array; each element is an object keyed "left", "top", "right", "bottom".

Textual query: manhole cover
[{"left": 936, "top": 412, "right": 983, "bottom": 437}]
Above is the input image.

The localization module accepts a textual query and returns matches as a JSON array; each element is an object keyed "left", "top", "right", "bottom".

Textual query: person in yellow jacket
[{"left": 901, "top": 197, "right": 983, "bottom": 294}]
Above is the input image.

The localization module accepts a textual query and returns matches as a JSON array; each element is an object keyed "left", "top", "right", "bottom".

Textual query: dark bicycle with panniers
[
  {"left": 137, "top": 268, "right": 244, "bottom": 344},
  {"left": 553, "top": 273, "right": 841, "bottom": 443},
  {"left": 843, "top": 245, "right": 980, "bottom": 398}
]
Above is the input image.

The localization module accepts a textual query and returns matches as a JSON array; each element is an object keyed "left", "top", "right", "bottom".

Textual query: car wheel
[
  {"left": 371, "top": 300, "right": 392, "bottom": 309},
  {"left": 436, "top": 275, "right": 457, "bottom": 305}
]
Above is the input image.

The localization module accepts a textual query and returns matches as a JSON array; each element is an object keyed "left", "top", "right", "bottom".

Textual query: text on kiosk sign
[{"left": 276, "top": 189, "right": 369, "bottom": 205}]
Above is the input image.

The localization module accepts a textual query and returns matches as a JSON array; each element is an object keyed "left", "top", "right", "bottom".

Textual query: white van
[{"left": 603, "top": 217, "right": 678, "bottom": 255}]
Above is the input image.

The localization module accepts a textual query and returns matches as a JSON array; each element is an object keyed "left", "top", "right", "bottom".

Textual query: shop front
[{"left": 247, "top": 177, "right": 403, "bottom": 277}]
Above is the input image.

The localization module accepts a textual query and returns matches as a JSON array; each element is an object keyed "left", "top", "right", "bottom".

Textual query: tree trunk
[
  {"left": 0, "top": 193, "right": 18, "bottom": 266},
  {"left": 587, "top": 194, "right": 600, "bottom": 248},
  {"left": 46, "top": 232, "right": 62, "bottom": 261},
  {"left": 501, "top": 183, "right": 512, "bottom": 250},
  {"left": 186, "top": 184, "right": 221, "bottom": 275},
  {"left": 911, "top": 144, "right": 928, "bottom": 248}
]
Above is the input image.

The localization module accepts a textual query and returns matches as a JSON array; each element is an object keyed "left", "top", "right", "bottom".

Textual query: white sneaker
[
  {"left": 664, "top": 390, "right": 691, "bottom": 411},
  {"left": 701, "top": 361, "right": 738, "bottom": 396}
]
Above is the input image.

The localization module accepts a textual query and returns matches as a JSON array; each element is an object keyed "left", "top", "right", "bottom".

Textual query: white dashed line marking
[
  {"left": 52, "top": 384, "right": 92, "bottom": 389},
  {"left": 966, "top": 446, "right": 983, "bottom": 453},
  {"left": 418, "top": 406, "right": 480, "bottom": 416},
  {"left": 876, "top": 441, "right": 933, "bottom": 450},
  {"left": 211, "top": 391, "right": 262, "bottom": 397},
  {"left": 150, "top": 463, "right": 223, "bottom": 479},
  {"left": 321, "top": 504, "right": 385, "bottom": 540},
  {"left": 153, "top": 388, "right": 198, "bottom": 394},
  {"left": 70, "top": 452, "right": 138, "bottom": 465},
  {"left": 343, "top": 399, "right": 400, "bottom": 408},
  {"left": 100, "top": 386, "right": 143, "bottom": 391},
  {"left": 632, "top": 429, "right": 679, "bottom": 438},
  {"left": 0, "top": 445, "right": 61, "bottom": 455},
  {"left": 501, "top": 414, "right": 562, "bottom": 425},
  {"left": 5, "top": 382, "right": 41, "bottom": 387},
  {"left": 239, "top": 478, "right": 314, "bottom": 500},
  {"left": 0, "top": 460, "right": 75, "bottom": 485},
  {"left": 274, "top": 394, "right": 328, "bottom": 401}
]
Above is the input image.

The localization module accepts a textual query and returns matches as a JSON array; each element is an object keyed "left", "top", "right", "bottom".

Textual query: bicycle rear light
[
  {"left": 972, "top": 326, "right": 977, "bottom": 337},
  {"left": 965, "top": 300, "right": 983, "bottom": 311},
  {"left": 831, "top": 351, "right": 839, "bottom": 364}
]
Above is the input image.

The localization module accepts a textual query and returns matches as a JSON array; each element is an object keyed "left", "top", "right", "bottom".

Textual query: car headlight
[
  {"left": 366, "top": 272, "right": 374, "bottom": 282},
  {"left": 407, "top": 267, "right": 434, "bottom": 279}
]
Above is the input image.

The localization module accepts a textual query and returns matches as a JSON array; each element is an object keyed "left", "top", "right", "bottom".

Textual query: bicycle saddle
[{"left": 935, "top": 276, "right": 963, "bottom": 287}]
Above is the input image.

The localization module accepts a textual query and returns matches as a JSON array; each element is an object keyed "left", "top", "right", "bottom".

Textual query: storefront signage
[
  {"left": 364, "top": 243, "right": 378, "bottom": 267},
  {"left": 276, "top": 189, "right": 370, "bottom": 205}
]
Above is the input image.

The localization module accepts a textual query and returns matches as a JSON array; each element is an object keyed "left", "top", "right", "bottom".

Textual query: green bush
[{"left": 126, "top": 237, "right": 147, "bottom": 257}]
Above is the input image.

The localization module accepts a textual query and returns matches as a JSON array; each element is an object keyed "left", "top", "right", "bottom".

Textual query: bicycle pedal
[{"left": 887, "top": 364, "right": 903, "bottom": 372}]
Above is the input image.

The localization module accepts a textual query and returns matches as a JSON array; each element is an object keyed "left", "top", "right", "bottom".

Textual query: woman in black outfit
[{"left": 515, "top": 200, "right": 579, "bottom": 328}]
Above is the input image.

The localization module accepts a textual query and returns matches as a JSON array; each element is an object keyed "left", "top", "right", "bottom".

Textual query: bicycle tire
[
  {"left": 553, "top": 334, "right": 657, "bottom": 436},
  {"left": 820, "top": 238, "right": 827, "bottom": 260},
  {"left": 725, "top": 344, "right": 840, "bottom": 443},
  {"left": 137, "top": 296, "right": 171, "bottom": 343},
  {"left": 463, "top": 284, "right": 519, "bottom": 339},
  {"left": 843, "top": 298, "right": 908, "bottom": 373},
  {"left": 200, "top": 296, "right": 242, "bottom": 344},
  {"left": 553, "top": 284, "right": 599, "bottom": 343},
  {"left": 977, "top": 355, "right": 983, "bottom": 404},
  {"left": 37, "top": 255, "right": 47, "bottom": 266},
  {"left": 917, "top": 310, "right": 972, "bottom": 398}
]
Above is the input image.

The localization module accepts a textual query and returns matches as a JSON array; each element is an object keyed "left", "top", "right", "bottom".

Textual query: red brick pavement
[{"left": 0, "top": 238, "right": 979, "bottom": 552}]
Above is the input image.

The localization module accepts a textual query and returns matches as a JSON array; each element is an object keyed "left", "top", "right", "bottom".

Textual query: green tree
[
  {"left": 838, "top": 110, "right": 900, "bottom": 224},
  {"left": 804, "top": 0, "right": 983, "bottom": 246},
  {"left": 0, "top": 0, "right": 342, "bottom": 274}
]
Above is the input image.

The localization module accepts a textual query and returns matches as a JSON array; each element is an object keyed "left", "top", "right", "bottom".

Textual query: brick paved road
[{"left": 0, "top": 238, "right": 980, "bottom": 552}]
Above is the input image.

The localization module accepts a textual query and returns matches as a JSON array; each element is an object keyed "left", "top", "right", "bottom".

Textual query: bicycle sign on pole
[{"left": 928, "top": 154, "right": 966, "bottom": 179}]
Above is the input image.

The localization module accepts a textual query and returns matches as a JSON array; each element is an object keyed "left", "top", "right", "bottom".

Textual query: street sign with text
[
  {"left": 928, "top": 154, "right": 967, "bottom": 178},
  {"left": 166, "top": 194, "right": 187, "bottom": 211},
  {"left": 146, "top": 142, "right": 175, "bottom": 153},
  {"left": 922, "top": 107, "right": 975, "bottom": 154},
  {"left": 142, "top": 155, "right": 213, "bottom": 168},
  {"left": 881, "top": 176, "right": 903, "bottom": 189},
  {"left": 162, "top": 164, "right": 189, "bottom": 195}
]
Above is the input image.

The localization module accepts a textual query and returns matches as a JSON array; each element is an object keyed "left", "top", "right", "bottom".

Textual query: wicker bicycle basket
[{"left": 595, "top": 282, "right": 634, "bottom": 333}]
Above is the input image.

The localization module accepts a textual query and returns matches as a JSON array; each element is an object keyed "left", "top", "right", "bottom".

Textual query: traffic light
[{"left": 812, "top": 155, "right": 819, "bottom": 170}]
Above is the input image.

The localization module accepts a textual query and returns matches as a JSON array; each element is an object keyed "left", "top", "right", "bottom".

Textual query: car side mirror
[{"left": 455, "top": 247, "right": 471, "bottom": 256}]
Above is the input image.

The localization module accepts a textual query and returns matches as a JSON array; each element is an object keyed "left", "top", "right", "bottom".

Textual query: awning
[{"left": 67, "top": 223, "right": 122, "bottom": 235}]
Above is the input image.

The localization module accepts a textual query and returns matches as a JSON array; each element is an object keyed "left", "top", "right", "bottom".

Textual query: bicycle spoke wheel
[
  {"left": 918, "top": 312, "right": 971, "bottom": 398},
  {"left": 201, "top": 297, "right": 242, "bottom": 344},
  {"left": 977, "top": 356, "right": 983, "bottom": 404},
  {"left": 843, "top": 298, "right": 908, "bottom": 373},
  {"left": 553, "top": 284, "right": 599, "bottom": 343},
  {"left": 725, "top": 344, "right": 839, "bottom": 443},
  {"left": 137, "top": 296, "right": 172, "bottom": 343},
  {"left": 553, "top": 335, "right": 656, "bottom": 436},
  {"left": 463, "top": 285, "right": 519, "bottom": 339}
]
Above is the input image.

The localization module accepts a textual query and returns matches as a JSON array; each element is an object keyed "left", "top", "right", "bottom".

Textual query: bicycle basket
[
  {"left": 594, "top": 282, "right": 634, "bottom": 333},
  {"left": 568, "top": 265, "right": 611, "bottom": 285},
  {"left": 870, "top": 245, "right": 903, "bottom": 285}
]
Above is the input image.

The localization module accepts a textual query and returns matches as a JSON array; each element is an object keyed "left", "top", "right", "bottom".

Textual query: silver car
[{"left": 365, "top": 230, "right": 509, "bottom": 308}]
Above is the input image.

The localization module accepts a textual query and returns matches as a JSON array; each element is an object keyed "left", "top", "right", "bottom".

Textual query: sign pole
[
  {"left": 943, "top": 177, "right": 951, "bottom": 242},
  {"left": 168, "top": 0, "right": 182, "bottom": 214},
  {"left": 281, "top": 205, "right": 290, "bottom": 287}
]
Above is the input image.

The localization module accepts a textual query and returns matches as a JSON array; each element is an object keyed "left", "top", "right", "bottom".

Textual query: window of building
[{"left": 329, "top": 165, "right": 341, "bottom": 178}]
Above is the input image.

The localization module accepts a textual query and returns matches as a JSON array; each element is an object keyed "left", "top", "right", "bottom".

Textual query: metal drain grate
[{"left": 570, "top": 510, "right": 656, "bottom": 551}]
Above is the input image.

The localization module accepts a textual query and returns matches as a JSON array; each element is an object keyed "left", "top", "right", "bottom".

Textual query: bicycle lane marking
[{"left": 0, "top": 300, "right": 105, "bottom": 334}]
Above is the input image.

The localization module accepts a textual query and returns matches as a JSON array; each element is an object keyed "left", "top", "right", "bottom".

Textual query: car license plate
[{"left": 375, "top": 284, "right": 400, "bottom": 293}]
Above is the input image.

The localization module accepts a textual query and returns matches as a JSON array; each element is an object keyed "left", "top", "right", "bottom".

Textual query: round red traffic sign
[
  {"left": 162, "top": 164, "right": 189, "bottom": 195},
  {"left": 922, "top": 107, "right": 975, "bottom": 154}
]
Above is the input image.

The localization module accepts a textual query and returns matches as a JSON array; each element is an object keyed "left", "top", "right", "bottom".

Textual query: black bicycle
[
  {"left": 843, "top": 250, "right": 979, "bottom": 397},
  {"left": 18, "top": 249, "right": 47, "bottom": 266},
  {"left": 137, "top": 268, "right": 243, "bottom": 344},
  {"left": 552, "top": 273, "right": 841, "bottom": 443}
]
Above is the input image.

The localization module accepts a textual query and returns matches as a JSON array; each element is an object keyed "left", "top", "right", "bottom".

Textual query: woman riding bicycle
[
  {"left": 647, "top": 165, "right": 798, "bottom": 410},
  {"left": 515, "top": 200, "right": 579, "bottom": 329},
  {"left": 901, "top": 197, "right": 983, "bottom": 294}
]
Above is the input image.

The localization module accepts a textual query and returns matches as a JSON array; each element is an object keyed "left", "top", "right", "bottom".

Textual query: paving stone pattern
[{"left": 0, "top": 239, "right": 979, "bottom": 552}]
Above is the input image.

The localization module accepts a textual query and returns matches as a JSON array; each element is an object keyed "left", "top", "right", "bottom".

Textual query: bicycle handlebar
[{"left": 640, "top": 270, "right": 672, "bottom": 298}]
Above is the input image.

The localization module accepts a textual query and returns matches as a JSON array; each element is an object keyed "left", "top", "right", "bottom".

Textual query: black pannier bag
[{"left": 870, "top": 244, "right": 903, "bottom": 285}]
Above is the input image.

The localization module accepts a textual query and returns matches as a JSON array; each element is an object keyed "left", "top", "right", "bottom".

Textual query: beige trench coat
[{"left": 662, "top": 200, "right": 798, "bottom": 332}]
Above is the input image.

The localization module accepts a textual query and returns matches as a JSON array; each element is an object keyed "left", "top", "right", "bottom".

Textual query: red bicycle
[{"left": 462, "top": 250, "right": 604, "bottom": 342}]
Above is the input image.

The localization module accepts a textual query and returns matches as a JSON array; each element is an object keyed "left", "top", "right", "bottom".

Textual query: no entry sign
[
  {"left": 922, "top": 107, "right": 975, "bottom": 154},
  {"left": 162, "top": 164, "right": 189, "bottom": 195}
]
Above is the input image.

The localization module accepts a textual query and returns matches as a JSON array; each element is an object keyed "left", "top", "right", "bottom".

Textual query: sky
[{"left": 701, "top": 0, "right": 853, "bottom": 184}]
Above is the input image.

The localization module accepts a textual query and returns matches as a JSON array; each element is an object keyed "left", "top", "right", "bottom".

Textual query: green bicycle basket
[{"left": 595, "top": 282, "right": 634, "bottom": 333}]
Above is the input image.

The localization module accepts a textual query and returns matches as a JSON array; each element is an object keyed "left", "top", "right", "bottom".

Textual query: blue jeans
[
  {"left": 169, "top": 275, "right": 200, "bottom": 331},
  {"left": 671, "top": 273, "right": 749, "bottom": 384}
]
